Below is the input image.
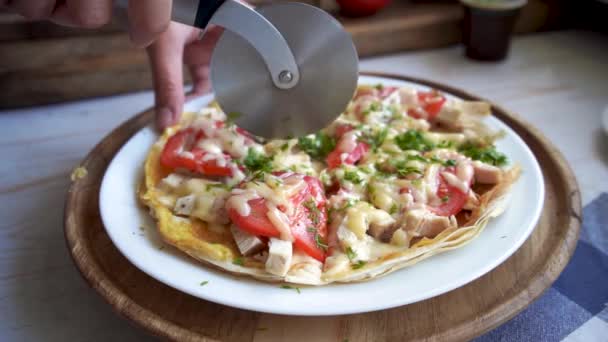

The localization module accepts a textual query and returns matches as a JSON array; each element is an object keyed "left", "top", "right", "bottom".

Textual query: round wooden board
[{"left": 64, "top": 73, "right": 581, "bottom": 342}]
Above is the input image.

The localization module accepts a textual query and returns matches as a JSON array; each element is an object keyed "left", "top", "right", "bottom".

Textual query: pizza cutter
[{"left": 118, "top": 0, "right": 359, "bottom": 139}]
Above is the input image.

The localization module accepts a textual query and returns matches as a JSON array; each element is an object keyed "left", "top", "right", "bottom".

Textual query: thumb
[{"left": 146, "top": 23, "right": 187, "bottom": 131}]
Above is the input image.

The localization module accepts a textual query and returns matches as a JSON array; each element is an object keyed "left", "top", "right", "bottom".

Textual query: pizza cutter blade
[{"left": 210, "top": 3, "right": 359, "bottom": 139}]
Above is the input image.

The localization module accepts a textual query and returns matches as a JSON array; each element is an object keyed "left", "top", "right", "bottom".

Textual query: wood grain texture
[
  {"left": 64, "top": 73, "right": 581, "bottom": 342},
  {"left": 0, "top": 0, "right": 556, "bottom": 109}
]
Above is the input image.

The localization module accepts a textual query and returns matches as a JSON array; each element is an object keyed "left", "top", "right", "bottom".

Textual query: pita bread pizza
[{"left": 139, "top": 84, "right": 520, "bottom": 285}]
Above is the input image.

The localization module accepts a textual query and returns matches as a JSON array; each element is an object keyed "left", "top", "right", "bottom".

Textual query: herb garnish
[
  {"left": 458, "top": 143, "right": 508, "bottom": 166},
  {"left": 394, "top": 130, "right": 435, "bottom": 151},
  {"left": 243, "top": 148, "right": 273, "bottom": 174},
  {"left": 393, "top": 160, "right": 423, "bottom": 177},
  {"left": 280, "top": 143, "right": 289, "bottom": 151},
  {"left": 303, "top": 199, "right": 321, "bottom": 225},
  {"left": 352, "top": 260, "right": 367, "bottom": 270},
  {"left": 389, "top": 203, "right": 399, "bottom": 215},
  {"left": 307, "top": 227, "right": 328, "bottom": 251},
  {"left": 345, "top": 247, "right": 357, "bottom": 260},
  {"left": 343, "top": 170, "right": 364, "bottom": 184},
  {"left": 441, "top": 196, "right": 450, "bottom": 203},
  {"left": 297, "top": 133, "right": 336, "bottom": 160},
  {"left": 280, "top": 285, "right": 301, "bottom": 294},
  {"left": 360, "top": 128, "right": 388, "bottom": 152},
  {"left": 232, "top": 257, "right": 244, "bottom": 266},
  {"left": 200, "top": 281, "right": 209, "bottom": 286},
  {"left": 226, "top": 111, "right": 242, "bottom": 123},
  {"left": 437, "top": 140, "right": 455, "bottom": 149},
  {"left": 445, "top": 159, "right": 457, "bottom": 167}
]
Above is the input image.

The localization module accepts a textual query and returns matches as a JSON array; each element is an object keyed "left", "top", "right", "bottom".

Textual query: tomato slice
[
  {"left": 326, "top": 141, "right": 369, "bottom": 169},
  {"left": 228, "top": 198, "right": 280, "bottom": 238},
  {"left": 429, "top": 173, "right": 467, "bottom": 216},
  {"left": 334, "top": 124, "right": 354, "bottom": 138},
  {"left": 161, "top": 128, "right": 233, "bottom": 177},
  {"left": 378, "top": 86, "right": 398, "bottom": 99},
  {"left": 407, "top": 91, "right": 447, "bottom": 121},
  {"left": 228, "top": 173, "right": 328, "bottom": 262}
]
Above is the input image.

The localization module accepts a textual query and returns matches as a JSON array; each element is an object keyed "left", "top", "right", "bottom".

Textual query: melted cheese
[
  {"left": 225, "top": 188, "right": 259, "bottom": 216},
  {"left": 155, "top": 84, "right": 506, "bottom": 274}
]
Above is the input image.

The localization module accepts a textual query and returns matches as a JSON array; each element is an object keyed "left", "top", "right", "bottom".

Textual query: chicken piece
[
  {"left": 459, "top": 101, "right": 491, "bottom": 117},
  {"left": 230, "top": 225, "right": 266, "bottom": 256},
  {"left": 368, "top": 220, "right": 398, "bottom": 242},
  {"left": 473, "top": 161, "right": 503, "bottom": 184},
  {"left": 435, "top": 107, "right": 464, "bottom": 131},
  {"left": 174, "top": 194, "right": 196, "bottom": 216},
  {"left": 265, "top": 238, "right": 293, "bottom": 276},
  {"left": 345, "top": 202, "right": 396, "bottom": 239},
  {"left": 400, "top": 208, "right": 457, "bottom": 238},
  {"left": 390, "top": 229, "right": 412, "bottom": 247},
  {"left": 160, "top": 173, "right": 186, "bottom": 189}
]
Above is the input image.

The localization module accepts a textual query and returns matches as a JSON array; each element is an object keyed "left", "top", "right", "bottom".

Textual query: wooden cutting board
[{"left": 64, "top": 73, "right": 581, "bottom": 342}]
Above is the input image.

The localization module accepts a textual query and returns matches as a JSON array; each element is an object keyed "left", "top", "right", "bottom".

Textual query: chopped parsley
[
  {"left": 459, "top": 143, "right": 508, "bottom": 166},
  {"left": 445, "top": 159, "right": 457, "bottom": 167},
  {"left": 297, "top": 132, "right": 336, "bottom": 160},
  {"left": 437, "top": 140, "right": 455, "bottom": 149},
  {"left": 407, "top": 154, "right": 428, "bottom": 163},
  {"left": 429, "top": 156, "right": 458, "bottom": 167},
  {"left": 280, "top": 142, "right": 289, "bottom": 151},
  {"left": 352, "top": 260, "right": 367, "bottom": 270},
  {"left": 280, "top": 285, "right": 301, "bottom": 294},
  {"left": 360, "top": 128, "right": 388, "bottom": 152},
  {"left": 303, "top": 200, "right": 321, "bottom": 225},
  {"left": 345, "top": 246, "right": 357, "bottom": 260},
  {"left": 243, "top": 148, "right": 273, "bottom": 174},
  {"left": 389, "top": 203, "right": 399, "bottom": 215},
  {"left": 232, "top": 257, "right": 244, "bottom": 266},
  {"left": 393, "top": 160, "right": 423, "bottom": 177},
  {"left": 441, "top": 196, "right": 450, "bottom": 203},
  {"left": 368, "top": 101, "right": 381, "bottom": 112},
  {"left": 343, "top": 170, "right": 364, "bottom": 184},
  {"left": 226, "top": 111, "right": 242, "bottom": 124},
  {"left": 394, "top": 130, "right": 435, "bottom": 151},
  {"left": 200, "top": 281, "right": 209, "bottom": 286},
  {"left": 307, "top": 226, "right": 328, "bottom": 251},
  {"left": 374, "top": 83, "right": 384, "bottom": 90}
]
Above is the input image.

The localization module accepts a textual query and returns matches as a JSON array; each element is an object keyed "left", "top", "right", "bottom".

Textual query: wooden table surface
[{"left": 1, "top": 30, "right": 607, "bottom": 341}]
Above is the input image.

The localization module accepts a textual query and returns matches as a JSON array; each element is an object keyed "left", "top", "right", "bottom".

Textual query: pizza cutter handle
[{"left": 114, "top": 0, "right": 301, "bottom": 90}]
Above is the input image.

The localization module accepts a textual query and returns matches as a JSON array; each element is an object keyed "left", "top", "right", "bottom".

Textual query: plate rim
[{"left": 64, "top": 72, "right": 581, "bottom": 340}]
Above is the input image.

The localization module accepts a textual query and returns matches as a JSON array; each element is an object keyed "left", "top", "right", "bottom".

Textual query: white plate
[{"left": 99, "top": 75, "right": 544, "bottom": 316}]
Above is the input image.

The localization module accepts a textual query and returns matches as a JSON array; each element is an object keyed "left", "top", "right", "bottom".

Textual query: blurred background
[{"left": 1, "top": 0, "right": 607, "bottom": 109}]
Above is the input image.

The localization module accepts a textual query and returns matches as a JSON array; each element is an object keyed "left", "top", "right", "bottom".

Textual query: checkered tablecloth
[{"left": 475, "top": 193, "right": 608, "bottom": 342}]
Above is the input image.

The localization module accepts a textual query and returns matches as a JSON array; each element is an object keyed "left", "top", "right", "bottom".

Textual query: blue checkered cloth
[{"left": 475, "top": 193, "right": 608, "bottom": 342}]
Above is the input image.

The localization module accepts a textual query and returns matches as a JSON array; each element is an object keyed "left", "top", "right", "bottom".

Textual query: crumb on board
[{"left": 70, "top": 166, "right": 88, "bottom": 181}]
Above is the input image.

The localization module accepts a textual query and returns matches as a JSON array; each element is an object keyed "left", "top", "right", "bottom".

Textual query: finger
[
  {"left": 9, "top": 0, "right": 56, "bottom": 20},
  {"left": 183, "top": 26, "right": 224, "bottom": 98},
  {"left": 51, "top": 0, "right": 112, "bottom": 28},
  {"left": 147, "top": 23, "right": 189, "bottom": 131},
  {"left": 128, "top": 0, "right": 172, "bottom": 48},
  {"left": 186, "top": 65, "right": 211, "bottom": 99}
]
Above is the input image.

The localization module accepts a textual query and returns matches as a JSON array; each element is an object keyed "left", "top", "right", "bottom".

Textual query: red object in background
[{"left": 336, "top": 0, "right": 391, "bottom": 17}]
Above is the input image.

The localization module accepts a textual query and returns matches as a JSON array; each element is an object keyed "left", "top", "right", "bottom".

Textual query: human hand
[
  {"left": 1, "top": 0, "right": 172, "bottom": 47},
  {"left": 147, "top": 22, "right": 223, "bottom": 130}
]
